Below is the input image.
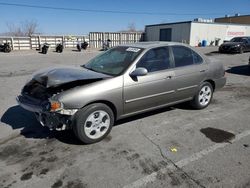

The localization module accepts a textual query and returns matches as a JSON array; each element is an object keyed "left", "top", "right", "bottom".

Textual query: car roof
[
  {"left": 117, "top": 41, "right": 211, "bottom": 63},
  {"left": 118, "top": 41, "right": 190, "bottom": 49},
  {"left": 232, "top": 36, "right": 250, "bottom": 39}
]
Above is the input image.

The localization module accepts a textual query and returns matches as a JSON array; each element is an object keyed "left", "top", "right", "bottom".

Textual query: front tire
[
  {"left": 190, "top": 82, "right": 213, "bottom": 109},
  {"left": 73, "top": 103, "right": 114, "bottom": 144}
]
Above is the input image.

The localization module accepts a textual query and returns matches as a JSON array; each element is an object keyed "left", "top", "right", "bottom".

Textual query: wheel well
[
  {"left": 204, "top": 80, "right": 215, "bottom": 91},
  {"left": 84, "top": 100, "right": 117, "bottom": 120}
]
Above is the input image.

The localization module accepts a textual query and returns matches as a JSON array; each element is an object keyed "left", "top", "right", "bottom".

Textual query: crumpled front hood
[{"left": 31, "top": 66, "right": 111, "bottom": 88}]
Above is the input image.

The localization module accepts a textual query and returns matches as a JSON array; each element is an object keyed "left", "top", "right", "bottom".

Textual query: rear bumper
[
  {"left": 219, "top": 47, "right": 241, "bottom": 53},
  {"left": 214, "top": 77, "right": 226, "bottom": 91}
]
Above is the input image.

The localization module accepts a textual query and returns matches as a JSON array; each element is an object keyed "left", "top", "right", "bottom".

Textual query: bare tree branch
[{"left": 5, "top": 20, "right": 39, "bottom": 36}]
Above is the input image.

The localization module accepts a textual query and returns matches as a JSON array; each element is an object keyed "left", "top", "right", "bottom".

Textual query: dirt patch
[
  {"left": 64, "top": 179, "right": 87, "bottom": 188},
  {"left": 20, "top": 172, "right": 33, "bottom": 181},
  {"left": 0, "top": 144, "right": 21, "bottom": 160},
  {"left": 138, "top": 158, "right": 166, "bottom": 175},
  {"left": 51, "top": 180, "right": 63, "bottom": 188},
  {"left": 126, "top": 153, "right": 140, "bottom": 161},
  {"left": 40, "top": 168, "right": 49, "bottom": 175}
]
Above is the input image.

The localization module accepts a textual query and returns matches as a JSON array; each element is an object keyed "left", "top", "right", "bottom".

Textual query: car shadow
[
  {"left": 226, "top": 65, "right": 250, "bottom": 76},
  {"left": 205, "top": 51, "right": 220, "bottom": 56},
  {"left": 2, "top": 103, "right": 196, "bottom": 145},
  {"left": 205, "top": 51, "right": 236, "bottom": 56},
  {"left": 115, "top": 103, "right": 194, "bottom": 126},
  {"left": 115, "top": 107, "right": 173, "bottom": 126},
  {"left": 1, "top": 105, "right": 82, "bottom": 145}
]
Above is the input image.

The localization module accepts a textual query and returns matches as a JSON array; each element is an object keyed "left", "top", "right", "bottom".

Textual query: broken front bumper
[
  {"left": 16, "top": 95, "right": 49, "bottom": 113},
  {"left": 16, "top": 95, "right": 77, "bottom": 130}
]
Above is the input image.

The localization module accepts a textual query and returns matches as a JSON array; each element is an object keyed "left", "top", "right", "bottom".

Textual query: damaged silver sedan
[{"left": 17, "top": 42, "right": 226, "bottom": 144}]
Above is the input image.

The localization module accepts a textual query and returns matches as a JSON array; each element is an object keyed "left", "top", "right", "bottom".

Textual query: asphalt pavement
[{"left": 0, "top": 47, "right": 250, "bottom": 188}]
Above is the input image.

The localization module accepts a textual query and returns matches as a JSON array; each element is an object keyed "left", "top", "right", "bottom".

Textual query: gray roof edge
[
  {"left": 145, "top": 21, "right": 192, "bottom": 27},
  {"left": 215, "top": 14, "right": 250, "bottom": 19},
  {"left": 192, "top": 21, "right": 250, "bottom": 26},
  {"left": 146, "top": 20, "right": 250, "bottom": 28}
]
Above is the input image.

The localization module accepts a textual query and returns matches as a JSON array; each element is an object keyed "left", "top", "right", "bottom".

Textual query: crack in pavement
[{"left": 135, "top": 125, "right": 206, "bottom": 188}]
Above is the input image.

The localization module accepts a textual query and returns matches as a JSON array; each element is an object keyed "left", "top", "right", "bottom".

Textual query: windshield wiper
[
  {"left": 81, "top": 65, "right": 114, "bottom": 76},
  {"left": 81, "top": 64, "right": 96, "bottom": 72}
]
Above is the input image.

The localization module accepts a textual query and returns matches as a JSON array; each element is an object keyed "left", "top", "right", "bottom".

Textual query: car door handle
[{"left": 200, "top": 69, "right": 206, "bottom": 72}]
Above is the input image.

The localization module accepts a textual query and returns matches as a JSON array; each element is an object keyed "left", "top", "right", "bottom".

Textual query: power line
[{"left": 0, "top": 2, "right": 239, "bottom": 16}]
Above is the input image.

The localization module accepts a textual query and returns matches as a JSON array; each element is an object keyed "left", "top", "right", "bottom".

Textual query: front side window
[
  {"left": 136, "top": 47, "right": 171, "bottom": 73},
  {"left": 84, "top": 46, "right": 143, "bottom": 76},
  {"left": 172, "top": 46, "right": 194, "bottom": 68}
]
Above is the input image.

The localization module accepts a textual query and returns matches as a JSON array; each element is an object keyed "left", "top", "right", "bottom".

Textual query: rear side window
[
  {"left": 172, "top": 46, "right": 194, "bottom": 67},
  {"left": 192, "top": 50, "right": 203, "bottom": 64}
]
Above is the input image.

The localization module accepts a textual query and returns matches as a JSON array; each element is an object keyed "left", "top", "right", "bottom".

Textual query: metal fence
[
  {"left": 0, "top": 32, "right": 145, "bottom": 50},
  {"left": 0, "top": 35, "right": 87, "bottom": 50},
  {"left": 89, "top": 32, "right": 144, "bottom": 48}
]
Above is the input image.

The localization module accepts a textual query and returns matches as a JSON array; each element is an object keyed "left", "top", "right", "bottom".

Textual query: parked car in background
[
  {"left": 17, "top": 42, "right": 226, "bottom": 144},
  {"left": 219, "top": 36, "right": 250, "bottom": 54}
]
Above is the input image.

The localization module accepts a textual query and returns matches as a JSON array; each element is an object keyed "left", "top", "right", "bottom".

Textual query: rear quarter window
[
  {"left": 172, "top": 46, "right": 194, "bottom": 67},
  {"left": 192, "top": 50, "right": 204, "bottom": 64}
]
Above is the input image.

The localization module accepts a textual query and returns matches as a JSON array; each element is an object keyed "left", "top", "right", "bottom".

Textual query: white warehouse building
[{"left": 145, "top": 21, "right": 250, "bottom": 46}]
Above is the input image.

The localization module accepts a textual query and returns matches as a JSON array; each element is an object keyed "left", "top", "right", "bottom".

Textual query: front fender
[{"left": 54, "top": 76, "right": 124, "bottom": 117}]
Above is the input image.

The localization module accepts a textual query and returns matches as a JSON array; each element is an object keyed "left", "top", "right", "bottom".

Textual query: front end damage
[
  {"left": 17, "top": 66, "right": 111, "bottom": 130},
  {"left": 16, "top": 79, "right": 78, "bottom": 130}
]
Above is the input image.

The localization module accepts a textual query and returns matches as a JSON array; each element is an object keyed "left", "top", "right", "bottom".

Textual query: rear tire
[
  {"left": 239, "top": 47, "right": 244, "bottom": 54},
  {"left": 190, "top": 82, "right": 213, "bottom": 109},
  {"left": 73, "top": 103, "right": 114, "bottom": 144}
]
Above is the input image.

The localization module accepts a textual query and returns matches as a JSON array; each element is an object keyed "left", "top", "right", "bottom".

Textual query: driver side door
[{"left": 123, "top": 47, "right": 176, "bottom": 115}]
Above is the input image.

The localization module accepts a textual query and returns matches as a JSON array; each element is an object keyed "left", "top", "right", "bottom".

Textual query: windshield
[
  {"left": 83, "top": 46, "right": 144, "bottom": 76},
  {"left": 230, "top": 37, "right": 243, "bottom": 42}
]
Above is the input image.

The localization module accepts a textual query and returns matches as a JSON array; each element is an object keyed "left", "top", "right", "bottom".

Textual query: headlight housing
[{"left": 49, "top": 100, "right": 63, "bottom": 112}]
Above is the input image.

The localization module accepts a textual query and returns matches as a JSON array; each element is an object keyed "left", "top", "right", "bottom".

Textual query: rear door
[{"left": 170, "top": 45, "right": 208, "bottom": 101}]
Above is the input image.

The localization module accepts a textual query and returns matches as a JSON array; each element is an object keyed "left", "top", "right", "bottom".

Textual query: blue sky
[{"left": 0, "top": 0, "right": 249, "bottom": 35}]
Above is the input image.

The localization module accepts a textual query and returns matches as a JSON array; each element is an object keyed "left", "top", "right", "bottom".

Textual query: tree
[
  {"left": 22, "top": 20, "right": 38, "bottom": 36},
  {"left": 6, "top": 20, "right": 39, "bottom": 36},
  {"left": 118, "top": 22, "right": 143, "bottom": 32},
  {"left": 127, "top": 23, "right": 136, "bottom": 32}
]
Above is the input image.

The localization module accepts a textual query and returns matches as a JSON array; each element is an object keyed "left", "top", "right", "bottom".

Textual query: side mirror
[{"left": 130, "top": 67, "right": 148, "bottom": 77}]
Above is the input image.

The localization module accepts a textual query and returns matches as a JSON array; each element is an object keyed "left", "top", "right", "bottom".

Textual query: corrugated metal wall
[
  {"left": 89, "top": 32, "right": 144, "bottom": 48},
  {"left": 145, "top": 22, "right": 191, "bottom": 44}
]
